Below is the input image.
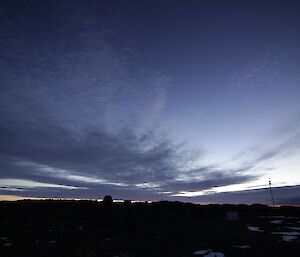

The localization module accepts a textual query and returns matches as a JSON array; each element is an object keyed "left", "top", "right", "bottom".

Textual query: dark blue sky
[{"left": 1, "top": 0, "right": 300, "bottom": 204}]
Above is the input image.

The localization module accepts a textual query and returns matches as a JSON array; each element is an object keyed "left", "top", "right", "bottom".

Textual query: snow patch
[
  {"left": 233, "top": 245, "right": 251, "bottom": 249},
  {"left": 270, "top": 220, "right": 283, "bottom": 224},
  {"left": 247, "top": 225, "right": 264, "bottom": 232},
  {"left": 285, "top": 226, "right": 300, "bottom": 231},
  {"left": 194, "top": 249, "right": 211, "bottom": 255},
  {"left": 272, "top": 231, "right": 300, "bottom": 236},
  {"left": 193, "top": 249, "right": 225, "bottom": 257},
  {"left": 0, "top": 236, "right": 12, "bottom": 247},
  {"left": 281, "top": 235, "right": 298, "bottom": 242}
]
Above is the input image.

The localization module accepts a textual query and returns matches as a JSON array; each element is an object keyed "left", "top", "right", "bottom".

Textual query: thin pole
[{"left": 269, "top": 178, "right": 275, "bottom": 206}]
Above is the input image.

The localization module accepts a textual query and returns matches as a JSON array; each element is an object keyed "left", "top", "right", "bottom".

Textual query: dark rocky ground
[{"left": 0, "top": 200, "right": 299, "bottom": 257}]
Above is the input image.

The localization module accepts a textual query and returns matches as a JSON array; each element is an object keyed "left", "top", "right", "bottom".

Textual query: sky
[{"left": 1, "top": 0, "right": 300, "bottom": 204}]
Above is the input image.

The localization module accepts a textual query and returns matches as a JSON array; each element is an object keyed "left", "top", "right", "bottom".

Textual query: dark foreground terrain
[{"left": 0, "top": 200, "right": 299, "bottom": 257}]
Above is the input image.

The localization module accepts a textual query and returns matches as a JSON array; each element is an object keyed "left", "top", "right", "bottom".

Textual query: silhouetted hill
[{"left": 0, "top": 200, "right": 299, "bottom": 257}]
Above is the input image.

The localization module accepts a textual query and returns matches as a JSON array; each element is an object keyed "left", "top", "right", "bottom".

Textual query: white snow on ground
[
  {"left": 272, "top": 231, "right": 300, "bottom": 236},
  {"left": 203, "top": 253, "right": 216, "bottom": 257},
  {"left": 193, "top": 249, "right": 225, "bottom": 257},
  {"left": 258, "top": 216, "right": 298, "bottom": 220},
  {"left": 203, "top": 252, "right": 225, "bottom": 257},
  {"left": 0, "top": 236, "right": 12, "bottom": 247},
  {"left": 270, "top": 220, "right": 283, "bottom": 224},
  {"left": 247, "top": 225, "right": 264, "bottom": 232},
  {"left": 233, "top": 245, "right": 251, "bottom": 249},
  {"left": 212, "top": 252, "right": 225, "bottom": 257},
  {"left": 194, "top": 249, "right": 211, "bottom": 255},
  {"left": 285, "top": 226, "right": 300, "bottom": 231},
  {"left": 281, "top": 235, "right": 298, "bottom": 242},
  {"left": 270, "top": 225, "right": 300, "bottom": 241},
  {"left": 272, "top": 231, "right": 300, "bottom": 242}
]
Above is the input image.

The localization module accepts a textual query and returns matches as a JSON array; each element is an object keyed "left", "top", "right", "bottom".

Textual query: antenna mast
[{"left": 269, "top": 178, "right": 275, "bottom": 206}]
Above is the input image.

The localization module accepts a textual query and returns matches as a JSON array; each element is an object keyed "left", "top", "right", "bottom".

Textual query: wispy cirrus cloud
[
  {"left": 223, "top": 116, "right": 300, "bottom": 172},
  {"left": 229, "top": 37, "right": 300, "bottom": 97},
  {"left": 1, "top": 1, "right": 300, "bottom": 204}
]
